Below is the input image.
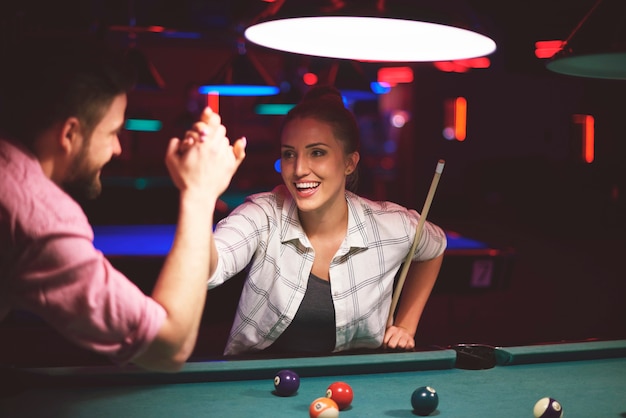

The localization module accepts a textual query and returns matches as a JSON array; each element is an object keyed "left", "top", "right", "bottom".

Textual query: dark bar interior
[{"left": 1, "top": 0, "right": 625, "bottom": 367}]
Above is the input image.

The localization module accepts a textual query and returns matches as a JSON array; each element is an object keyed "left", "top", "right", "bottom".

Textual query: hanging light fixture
[
  {"left": 546, "top": 0, "right": 626, "bottom": 80},
  {"left": 254, "top": 55, "right": 308, "bottom": 115},
  {"left": 199, "top": 39, "right": 280, "bottom": 96},
  {"left": 254, "top": 82, "right": 300, "bottom": 115},
  {"left": 125, "top": 46, "right": 166, "bottom": 91},
  {"left": 244, "top": 0, "right": 496, "bottom": 62},
  {"left": 323, "top": 59, "right": 391, "bottom": 101},
  {"left": 107, "top": 0, "right": 167, "bottom": 91}
]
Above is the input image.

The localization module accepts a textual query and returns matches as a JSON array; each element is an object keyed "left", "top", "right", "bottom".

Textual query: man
[{"left": 0, "top": 37, "right": 246, "bottom": 372}]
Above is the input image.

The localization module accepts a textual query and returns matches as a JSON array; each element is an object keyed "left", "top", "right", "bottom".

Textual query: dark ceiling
[{"left": 0, "top": 0, "right": 619, "bottom": 75}]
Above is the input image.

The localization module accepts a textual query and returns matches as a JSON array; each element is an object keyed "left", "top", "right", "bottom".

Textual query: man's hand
[{"left": 165, "top": 107, "right": 246, "bottom": 200}]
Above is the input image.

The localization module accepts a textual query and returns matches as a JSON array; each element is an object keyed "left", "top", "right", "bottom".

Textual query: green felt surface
[
  {"left": 1, "top": 343, "right": 625, "bottom": 417},
  {"left": 495, "top": 339, "right": 626, "bottom": 365},
  {"left": 11, "top": 350, "right": 458, "bottom": 385}
]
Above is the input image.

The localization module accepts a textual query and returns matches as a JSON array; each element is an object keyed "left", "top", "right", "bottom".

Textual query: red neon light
[
  {"left": 453, "top": 63, "right": 470, "bottom": 73},
  {"left": 466, "top": 57, "right": 490, "bottom": 68},
  {"left": 377, "top": 67, "right": 414, "bottom": 86},
  {"left": 434, "top": 58, "right": 489, "bottom": 73},
  {"left": 146, "top": 26, "right": 165, "bottom": 33},
  {"left": 207, "top": 92, "right": 219, "bottom": 114},
  {"left": 535, "top": 40, "right": 564, "bottom": 59},
  {"left": 572, "top": 114, "right": 594, "bottom": 163},
  {"left": 444, "top": 97, "right": 467, "bottom": 141},
  {"left": 454, "top": 57, "right": 491, "bottom": 69},
  {"left": 302, "top": 72, "right": 318, "bottom": 86},
  {"left": 434, "top": 61, "right": 455, "bottom": 72},
  {"left": 454, "top": 97, "right": 467, "bottom": 141},
  {"left": 584, "top": 115, "right": 594, "bottom": 163}
]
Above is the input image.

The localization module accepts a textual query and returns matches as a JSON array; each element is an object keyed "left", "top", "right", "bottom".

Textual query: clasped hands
[{"left": 165, "top": 106, "right": 246, "bottom": 198}]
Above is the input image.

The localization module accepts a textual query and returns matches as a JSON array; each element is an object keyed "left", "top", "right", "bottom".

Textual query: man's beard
[
  {"left": 61, "top": 144, "right": 103, "bottom": 201},
  {"left": 62, "top": 171, "right": 102, "bottom": 201}
]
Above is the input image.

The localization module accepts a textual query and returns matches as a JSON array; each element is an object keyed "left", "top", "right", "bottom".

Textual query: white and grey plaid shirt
[{"left": 209, "top": 185, "right": 447, "bottom": 356}]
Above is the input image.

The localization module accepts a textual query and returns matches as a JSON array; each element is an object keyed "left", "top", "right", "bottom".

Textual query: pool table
[
  {"left": 91, "top": 225, "right": 498, "bottom": 256},
  {"left": 0, "top": 225, "right": 515, "bottom": 368},
  {"left": 91, "top": 224, "right": 516, "bottom": 293},
  {"left": 1, "top": 339, "right": 625, "bottom": 417}
]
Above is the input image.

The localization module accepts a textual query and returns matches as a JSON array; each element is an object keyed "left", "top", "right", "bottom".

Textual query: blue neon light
[
  {"left": 198, "top": 85, "right": 280, "bottom": 96},
  {"left": 371, "top": 82, "right": 392, "bottom": 94},
  {"left": 92, "top": 225, "right": 484, "bottom": 256},
  {"left": 125, "top": 119, "right": 163, "bottom": 132},
  {"left": 255, "top": 103, "right": 296, "bottom": 115}
]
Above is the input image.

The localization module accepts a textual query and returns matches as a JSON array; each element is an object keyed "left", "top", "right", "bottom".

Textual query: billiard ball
[
  {"left": 309, "top": 397, "right": 339, "bottom": 418},
  {"left": 533, "top": 397, "right": 563, "bottom": 418},
  {"left": 273, "top": 369, "right": 300, "bottom": 396},
  {"left": 411, "top": 386, "right": 439, "bottom": 416},
  {"left": 326, "top": 381, "right": 353, "bottom": 410}
]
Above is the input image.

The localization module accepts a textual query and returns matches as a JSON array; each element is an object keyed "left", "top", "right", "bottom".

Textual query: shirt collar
[
  {"left": 345, "top": 191, "right": 369, "bottom": 249},
  {"left": 279, "top": 187, "right": 369, "bottom": 250}
]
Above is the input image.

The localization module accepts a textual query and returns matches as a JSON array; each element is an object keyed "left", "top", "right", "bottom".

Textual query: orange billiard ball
[
  {"left": 309, "top": 397, "right": 339, "bottom": 418},
  {"left": 326, "top": 381, "right": 353, "bottom": 410}
]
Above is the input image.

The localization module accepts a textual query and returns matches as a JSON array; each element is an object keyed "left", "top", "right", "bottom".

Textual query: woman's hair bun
[{"left": 301, "top": 85, "right": 343, "bottom": 104}]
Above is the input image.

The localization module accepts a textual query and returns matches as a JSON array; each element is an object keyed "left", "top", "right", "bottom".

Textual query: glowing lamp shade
[
  {"left": 546, "top": 0, "right": 626, "bottom": 80},
  {"left": 547, "top": 52, "right": 626, "bottom": 80},
  {"left": 245, "top": 16, "right": 496, "bottom": 62}
]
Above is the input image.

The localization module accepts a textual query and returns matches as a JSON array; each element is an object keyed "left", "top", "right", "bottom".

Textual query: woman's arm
[{"left": 383, "top": 253, "right": 444, "bottom": 350}]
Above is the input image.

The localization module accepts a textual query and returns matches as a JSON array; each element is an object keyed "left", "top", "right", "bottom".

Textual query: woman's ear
[{"left": 346, "top": 151, "right": 360, "bottom": 175}]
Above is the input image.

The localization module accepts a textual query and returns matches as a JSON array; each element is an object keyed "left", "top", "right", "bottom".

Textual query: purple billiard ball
[
  {"left": 533, "top": 397, "right": 563, "bottom": 418},
  {"left": 411, "top": 386, "right": 439, "bottom": 416},
  {"left": 273, "top": 369, "right": 300, "bottom": 396}
]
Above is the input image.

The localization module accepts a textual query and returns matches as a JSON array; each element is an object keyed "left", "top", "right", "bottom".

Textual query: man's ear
[{"left": 59, "top": 117, "right": 81, "bottom": 155}]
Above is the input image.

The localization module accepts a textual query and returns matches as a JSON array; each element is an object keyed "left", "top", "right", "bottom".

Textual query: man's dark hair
[{"left": 0, "top": 36, "right": 135, "bottom": 149}]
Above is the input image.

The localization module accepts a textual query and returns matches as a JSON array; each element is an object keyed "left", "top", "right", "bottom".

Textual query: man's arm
[{"left": 133, "top": 108, "right": 245, "bottom": 371}]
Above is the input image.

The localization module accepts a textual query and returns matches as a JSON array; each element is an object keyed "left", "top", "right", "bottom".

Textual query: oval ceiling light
[
  {"left": 547, "top": 53, "right": 626, "bottom": 80},
  {"left": 545, "top": 0, "right": 626, "bottom": 80},
  {"left": 245, "top": 16, "right": 496, "bottom": 62}
]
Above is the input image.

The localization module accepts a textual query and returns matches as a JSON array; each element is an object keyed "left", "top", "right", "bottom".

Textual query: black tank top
[{"left": 265, "top": 273, "right": 336, "bottom": 354}]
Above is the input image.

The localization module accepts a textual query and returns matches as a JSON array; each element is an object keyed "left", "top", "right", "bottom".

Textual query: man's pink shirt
[{"left": 0, "top": 138, "right": 166, "bottom": 364}]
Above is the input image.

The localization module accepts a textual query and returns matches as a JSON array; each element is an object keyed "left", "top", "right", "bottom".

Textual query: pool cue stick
[{"left": 386, "top": 159, "right": 445, "bottom": 328}]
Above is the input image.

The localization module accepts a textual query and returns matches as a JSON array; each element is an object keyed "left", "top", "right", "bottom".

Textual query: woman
[{"left": 208, "top": 85, "right": 446, "bottom": 356}]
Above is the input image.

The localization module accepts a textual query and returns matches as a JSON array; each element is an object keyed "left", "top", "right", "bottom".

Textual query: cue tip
[{"left": 436, "top": 159, "right": 445, "bottom": 173}]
